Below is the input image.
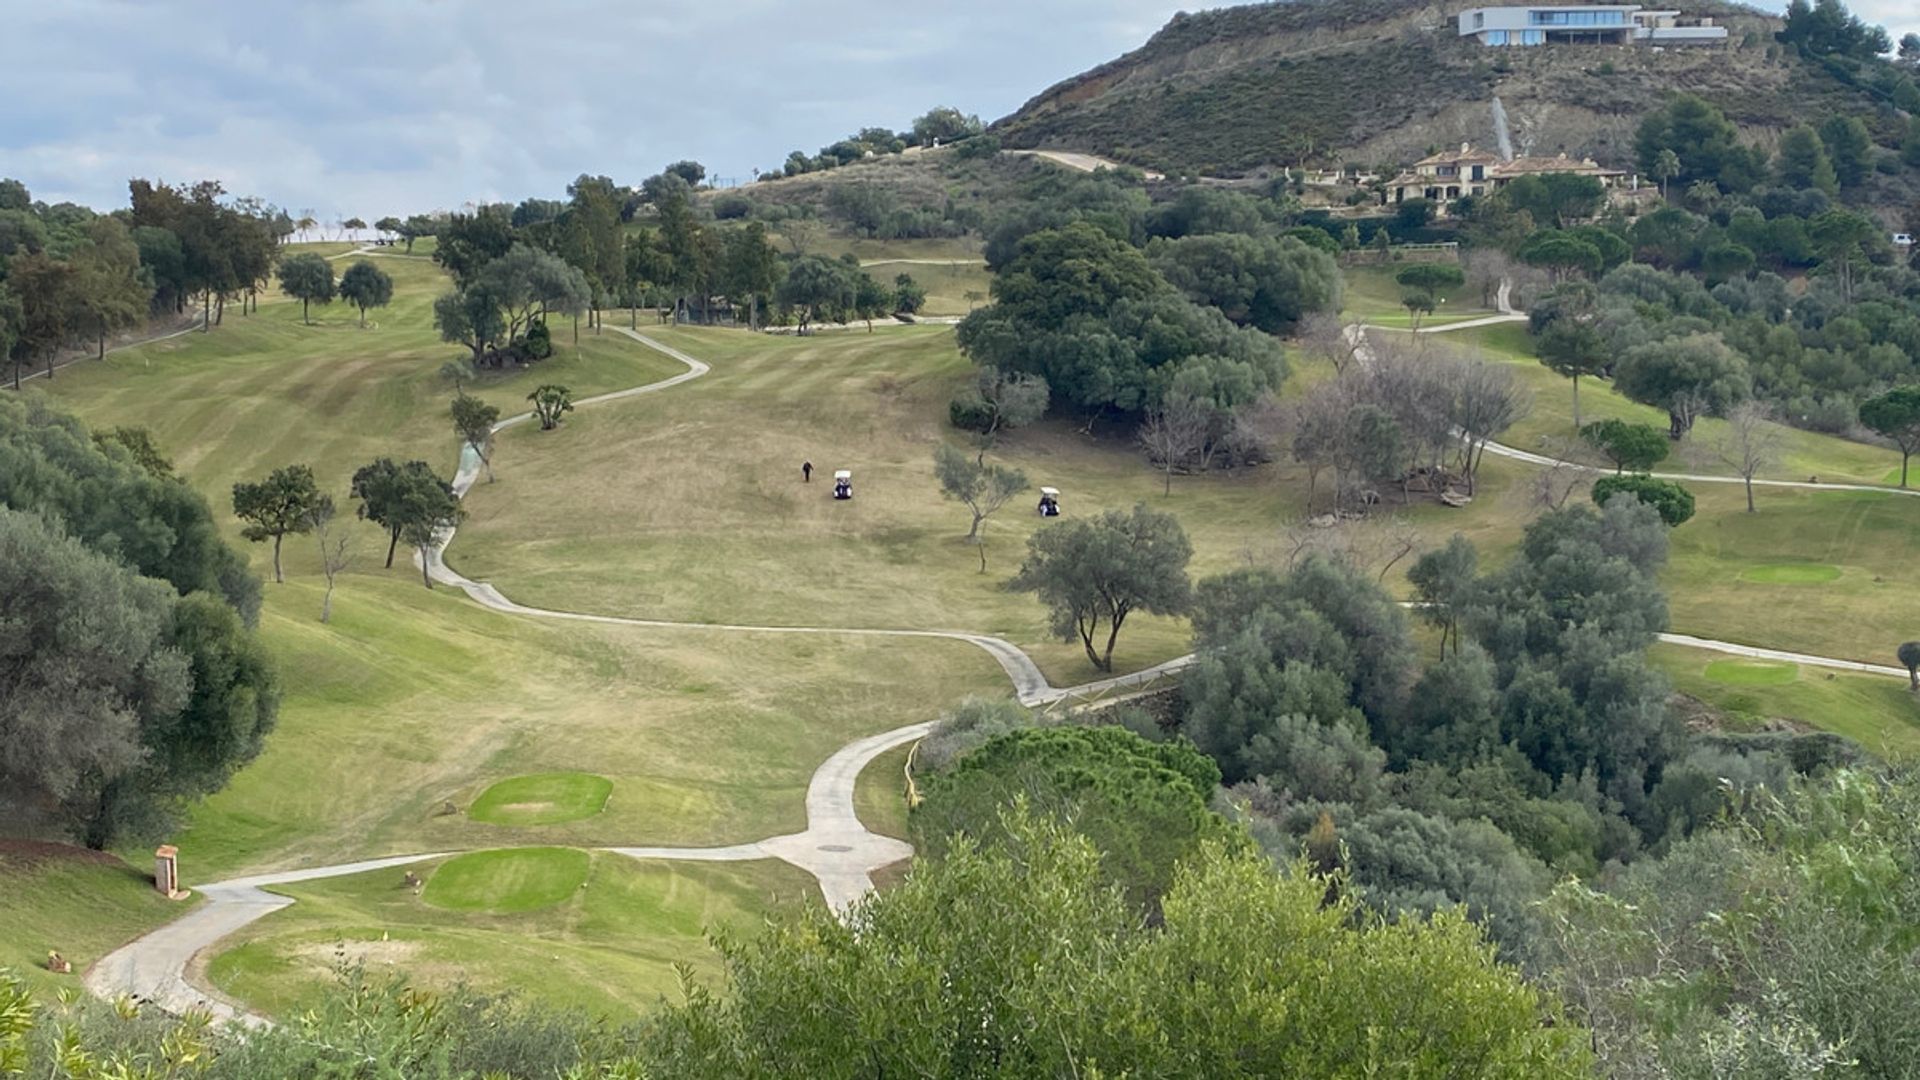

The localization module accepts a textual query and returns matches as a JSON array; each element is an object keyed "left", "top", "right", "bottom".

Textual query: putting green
[
  {"left": 1739, "top": 563, "right": 1842, "bottom": 584},
  {"left": 1702, "top": 660, "right": 1800, "bottom": 686},
  {"left": 422, "top": 848, "right": 589, "bottom": 914},
  {"left": 468, "top": 772, "right": 612, "bottom": 826}
]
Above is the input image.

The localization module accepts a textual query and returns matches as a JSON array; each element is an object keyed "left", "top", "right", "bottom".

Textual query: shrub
[
  {"left": 1592, "top": 474, "right": 1695, "bottom": 526},
  {"left": 948, "top": 391, "right": 995, "bottom": 433}
]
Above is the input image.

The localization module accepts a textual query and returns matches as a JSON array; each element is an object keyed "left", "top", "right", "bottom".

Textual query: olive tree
[
  {"left": 1579, "top": 419, "right": 1670, "bottom": 473},
  {"left": 932, "top": 443, "right": 1028, "bottom": 568},
  {"left": 1010, "top": 503, "right": 1193, "bottom": 672}
]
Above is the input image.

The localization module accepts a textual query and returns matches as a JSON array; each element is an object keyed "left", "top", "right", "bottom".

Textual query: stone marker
[{"left": 153, "top": 845, "right": 189, "bottom": 900}]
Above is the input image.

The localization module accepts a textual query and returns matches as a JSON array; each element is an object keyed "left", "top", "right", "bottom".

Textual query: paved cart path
[{"left": 88, "top": 313, "right": 1919, "bottom": 1024}]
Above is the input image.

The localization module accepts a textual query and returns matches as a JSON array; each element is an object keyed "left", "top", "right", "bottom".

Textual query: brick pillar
[{"left": 154, "top": 845, "right": 179, "bottom": 897}]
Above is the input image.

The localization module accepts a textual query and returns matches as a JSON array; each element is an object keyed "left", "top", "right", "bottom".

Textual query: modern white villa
[{"left": 1457, "top": 5, "right": 1728, "bottom": 46}]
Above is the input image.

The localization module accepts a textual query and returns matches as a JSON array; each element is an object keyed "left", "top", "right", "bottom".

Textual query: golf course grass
[
  {"left": 1655, "top": 643, "right": 1920, "bottom": 757},
  {"left": 1702, "top": 659, "right": 1800, "bottom": 686},
  {"left": 0, "top": 845, "right": 197, "bottom": 997},
  {"left": 207, "top": 853, "right": 815, "bottom": 1017},
  {"left": 27, "top": 238, "right": 1920, "bottom": 1018},
  {"left": 1738, "top": 563, "right": 1843, "bottom": 585},
  {"left": 469, "top": 773, "right": 614, "bottom": 826},
  {"left": 422, "top": 848, "right": 592, "bottom": 913}
]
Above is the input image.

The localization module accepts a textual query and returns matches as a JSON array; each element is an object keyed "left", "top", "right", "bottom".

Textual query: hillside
[{"left": 992, "top": 0, "right": 1884, "bottom": 178}]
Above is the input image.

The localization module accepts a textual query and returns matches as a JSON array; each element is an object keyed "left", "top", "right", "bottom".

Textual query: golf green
[
  {"left": 468, "top": 773, "right": 613, "bottom": 826},
  {"left": 1702, "top": 660, "right": 1800, "bottom": 686},
  {"left": 422, "top": 848, "right": 590, "bottom": 914},
  {"left": 1739, "top": 563, "right": 1842, "bottom": 585}
]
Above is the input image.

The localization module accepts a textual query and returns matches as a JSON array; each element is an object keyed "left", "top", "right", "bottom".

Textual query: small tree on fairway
[
  {"left": 308, "top": 497, "right": 353, "bottom": 623},
  {"left": 1859, "top": 386, "right": 1920, "bottom": 488},
  {"left": 394, "top": 473, "right": 464, "bottom": 588},
  {"left": 276, "top": 253, "right": 334, "bottom": 325},
  {"left": 1010, "top": 503, "right": 1193, "bottom": 672},
  {"left": 933, "top": 444, "right": 1028, "bottom": 567},
  {"left": 528, "top": 384, "right": 574, "bottom": 430},
  {"left": 351, "top": 458, "right": 445, "bottom": 568},
  {"left": 893, "top": 273, "right": 926, "bottom": 314},
  {"left": 1394, "top": 263, "right": 1464, "bottom": 330},
  {"left": 1537, "top": 322, "right": 1608, "bottom": 430},
  {"left": 1580, "top": 419, "right": 1670, "bottom": 473},
  {"left": 233, "top": 464, "right": 326, "bottom": 582},
  {"left": 1899, "top": 641, "right": 1920, "bottom": 691},
  {"left": 1592, "top": 474, "right": 1694, "bottom": 527},
  {"left": 451, "top": 393, "right": 501, "bottom": 482},
  {"left": 1716, "top": 401, "right": 1782, "bottom": 512},
  {"left": 336, "top": 260, "right": 393, "bottom": 327}
]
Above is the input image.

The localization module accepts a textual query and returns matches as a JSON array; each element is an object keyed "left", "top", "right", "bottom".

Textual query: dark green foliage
[
  {"left": 1634, "top": 95, "right": 1769, "bottom": 194},
  {"left": 1580, "top": 418, "right": 1671, "bottom": 473},
  {"left": 1148, "top": 233, "right": 1342, "bottom": 334},
  {"left": 336, "top": 259, "right": 393, "bottom": 327},
  {"left": 959, "top": 223, "right": 1287, "bottom": 414},
  {"left": 231, "top": 463, "right": 325, "bottom": 583},
  {"left": 912, "top": 725, "right": 1228, "bottom": 911},
  {"left": 350, "top": 457, "right": 449, "bottom": 569},
  {"left": 274, "top": 252, "right": 334, "bottom": 325},
  {"left": 0, "top": 395, "right": 258, "bottom": 622},
  {"left": 1859, "top": 385, "right": 1920, "bottom": 486},
  {"left": 1613, "top": 332, "right": 1751, "bottom": 438},
  {"left": 1592, "top": 474, "right": 1697, "bottom": 527}
]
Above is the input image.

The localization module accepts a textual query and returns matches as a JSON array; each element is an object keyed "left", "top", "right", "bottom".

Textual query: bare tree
[
  {"left": 1717, "top": 401, "right": 1782, "bottom": 512},
  {"left": 1298, "top": 311, "right": 1365, "bottom": 376},
  {"left": 1530, "top": 437, "right": 1589, "bottom": 509},
  {"left": 1139, "top": 395, "right": 1212, "bottom": 496},
  {"left": 308, "top": 498, "right": 355, "bottom": 623},
  {"left": 1451, "top": 361, "right": 1530, "bottom": 496},
  {"left": 1463, "top": 247, "right": 1517, "bottom": 310}
]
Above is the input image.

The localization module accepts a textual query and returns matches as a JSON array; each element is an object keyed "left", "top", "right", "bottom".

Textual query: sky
[{"left": 2, "top": 0, "right": 1912, "bottom": 221}]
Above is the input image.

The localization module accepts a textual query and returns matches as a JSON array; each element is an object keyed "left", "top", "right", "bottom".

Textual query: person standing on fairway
[{"left": 802, "top": 461, "right": 813, "bottom": 482}]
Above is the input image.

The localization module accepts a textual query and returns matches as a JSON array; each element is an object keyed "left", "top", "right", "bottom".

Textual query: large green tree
[
  {"left": 1010, "top": 503, "right": 1193, "bottom": 672},
  {"left": 275, "top": 252, "right": 334, "bottom": 325},
  {"left": 1613, "top": 332, "right": 1751, "bottom": 438},
  {"left": 1860, "top": 386, "right": 1920, "bottom": 487},
  {"left": 350, "top": 458, "right": 454, "bottom": 569},
  {"left": 336, "top": 259, "right": 393, "bottom": 327},
  {"left": 232, "top": 464, "right": 326, "bottom": 583},
  {"left": 645, "top": 812, "right": 1592, "bottom": 1076},
  {"left": 912, "top": 725, "right": 1229, "bottom": 912},
  {"left": 1148, "top": 232, "right": 1342, "bottom": 335}
]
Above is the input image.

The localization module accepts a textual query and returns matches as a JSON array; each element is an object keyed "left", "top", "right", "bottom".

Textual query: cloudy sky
[{"left": 2, "top": 0, "right": 1910, "bottom": 220}]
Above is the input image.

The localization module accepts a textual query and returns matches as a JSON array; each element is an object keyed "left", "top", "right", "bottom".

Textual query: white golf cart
[
  {"left": 1037, "top": 486, "right": 1060, "bottom": 516},
  {"left": 833, "top": 469, "right": 853, "bottom": 500}
]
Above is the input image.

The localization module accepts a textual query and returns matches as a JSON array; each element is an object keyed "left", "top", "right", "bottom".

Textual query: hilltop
[{"left": 991, "top": 0, "right": 1888, "bottom": 178}]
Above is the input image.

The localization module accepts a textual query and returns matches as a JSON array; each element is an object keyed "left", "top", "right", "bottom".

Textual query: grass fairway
[
  {"left": 1654, "top": 644, "right": 1920, "bottom": 757},
  {"left": 469, "top": 773, "right": 614, "bottom": 826},
  {"left": 207, "top": 853, "right": 815, "bottom": 1018},
  {"left": 1664, "top": 487, "right": 1920, "bottom": 667},
  {"left": 1444, "top": 323, "right": 1908, "bottom": 485},
  {"left": 1702, "top": 659, "right": 1799, "bottom": 686},
  {"left": 860, "top": 259, "right": 992, "bottom": 318},
  {"left": 422, "top": 848, "right": 591, "bottom": 913},
  {"left": 0, "top": 845, "right": 196, "bottom": 997},
  {"left": 1340, "top": 264, "right": 1487, "bottom": 324},
  {"left": 854, "top": 742, "right": 917, "bottom": 840}
]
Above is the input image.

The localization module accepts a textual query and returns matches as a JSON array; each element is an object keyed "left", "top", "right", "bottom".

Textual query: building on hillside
[
  {"left": 1385, "top": 145, "right": 1632, "bottom": 208},
  {"left": 1456, "top": 5, "right": 1728, "bottom": 46},
  {"left": 1384, "top": 144, "right": 1503, "bottom": 204}
]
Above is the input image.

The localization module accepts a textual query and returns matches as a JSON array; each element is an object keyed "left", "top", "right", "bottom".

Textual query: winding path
[{"left": 85, "top": 311, "right": 1919, "bottom": 1024}]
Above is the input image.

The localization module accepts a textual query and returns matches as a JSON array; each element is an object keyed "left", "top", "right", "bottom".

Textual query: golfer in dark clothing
[{"left": 802, "top": 461, "right": 813, "bottom": 482}]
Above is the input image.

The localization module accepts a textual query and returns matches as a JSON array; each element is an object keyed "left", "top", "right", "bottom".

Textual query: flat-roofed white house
[{"left": 1457, "top": 5, "right": 1727, "bottom": 46}]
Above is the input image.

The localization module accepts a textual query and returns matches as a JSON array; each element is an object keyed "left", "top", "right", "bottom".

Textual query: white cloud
[{"left": 0, "top": 0, "right": 1203, "bottom": 217}]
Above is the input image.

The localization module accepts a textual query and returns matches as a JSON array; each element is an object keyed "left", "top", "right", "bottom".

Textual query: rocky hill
[{"left": 992, "top": 0, "right": 1885, "bottom": 178}]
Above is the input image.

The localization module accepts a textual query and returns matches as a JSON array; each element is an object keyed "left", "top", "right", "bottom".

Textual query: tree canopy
[{"left": 1010, "top": 503, "right": 1193, "bottom": 672}]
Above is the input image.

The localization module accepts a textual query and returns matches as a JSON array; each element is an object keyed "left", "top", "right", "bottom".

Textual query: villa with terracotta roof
[{"left": 1386, "top": 144, "right": 1632, "bottom": 209}]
